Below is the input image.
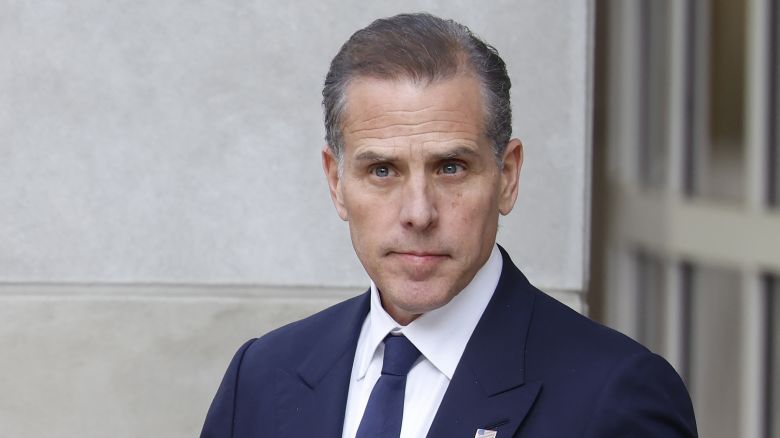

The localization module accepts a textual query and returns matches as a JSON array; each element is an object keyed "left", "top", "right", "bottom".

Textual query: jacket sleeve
[
  {"left": 200, "top": 339, "right": 258, "bottom": 438},
  {"left": 583, "top": 351, "right": 698, "bottom": 437}
]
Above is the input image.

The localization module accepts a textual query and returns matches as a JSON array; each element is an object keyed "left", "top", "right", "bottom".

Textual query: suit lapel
[
  {"left": 275, "top": 292, "right": 370, "bottom": 437},
  {"left": 427, "top": 247, "right": 541, "bottom": 438}
]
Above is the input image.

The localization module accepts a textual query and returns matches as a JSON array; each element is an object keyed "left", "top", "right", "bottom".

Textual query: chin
[{"left": 394, "top": 284, "right": 458, "bottom": 313}]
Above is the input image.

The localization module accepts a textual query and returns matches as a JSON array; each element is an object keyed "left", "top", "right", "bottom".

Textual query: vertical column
[
  {"left": 741, "top": 272, "right": 767, "bottom": 438},
  {"left": 611, "top": 1, "right": 642, "bottom": 186},
  {"left": 666, "top": 0, "right": 689, "bottom": 198},
  {"left": 745, "top": 0, "right": 772, "bottom": 209},
  {"left": 688, "top": 0, "right": 711, "bottom": 197},
  {"left": 662, "top": 0, "right": 690, "bottom": 376},
  {"left": 663, "top": 259, "right": 684, "bottom": 373},
  {"left": 602, "top": 0, "right": 643, "bottom": 337},
  {"left": 741, "top": 0, "right": 772, "bottom": 435}
]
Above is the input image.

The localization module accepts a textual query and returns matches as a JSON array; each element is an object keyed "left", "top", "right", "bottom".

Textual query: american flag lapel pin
[{"left": 475, "top": 429, "right": 497, "bottom": 438}]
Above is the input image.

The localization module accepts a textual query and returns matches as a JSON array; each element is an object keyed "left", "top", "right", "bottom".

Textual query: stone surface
[
  {"left": 0, "top": 1, "right": 591, "bottom": 436},
  {"left": 0, "top": 0, "right": 590, "bottom": 291},
  {"left": 0, "top": 285, "right": 357, "bottom": 438},
  {"left": 0, "top": 284, "right": 579, "bottom": 438}
]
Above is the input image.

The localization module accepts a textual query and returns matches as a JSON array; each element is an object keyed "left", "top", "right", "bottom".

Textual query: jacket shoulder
[
  {"left": 522, "top": 289, "right": 697, "bottom": 436},
  {"left": 530, "top": 289, "right": 649, "bottom": 359}
]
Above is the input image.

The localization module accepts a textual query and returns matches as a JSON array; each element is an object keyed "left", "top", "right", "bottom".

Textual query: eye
[
  {"left": 371, "top": 165, "right": 391, "bottom": 177},
  {"left": 440, "top": 162, "right": 463, "bottom": 175}
]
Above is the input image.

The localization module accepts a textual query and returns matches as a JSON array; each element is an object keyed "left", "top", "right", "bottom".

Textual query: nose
[{"left": 399, "top": 174, "right": 438, "bottom": 231}]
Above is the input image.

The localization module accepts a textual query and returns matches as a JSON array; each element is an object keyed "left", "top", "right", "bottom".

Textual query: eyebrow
[
  {"left": 354, "top": 150, "right": 394, "bottom": 163},
  {"left": 435, "top": 145, "right": 480, "bottom": 160},
  {"left": 353, "top": 145, "right": 480, "bottom": 163}
]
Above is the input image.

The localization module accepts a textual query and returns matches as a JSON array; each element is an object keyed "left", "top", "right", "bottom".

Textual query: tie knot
[{"left": 381, "top": 335, "right": 421, "bottom": 376}]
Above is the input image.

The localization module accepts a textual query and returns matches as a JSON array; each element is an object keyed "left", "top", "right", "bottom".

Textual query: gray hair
[{"left": 322, "top": 12, "right": 513, "bottom": 164}]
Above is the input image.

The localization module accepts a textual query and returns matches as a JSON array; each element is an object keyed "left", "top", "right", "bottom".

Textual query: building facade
[{"left": 591, "top": 1, "right": 780, "bottom": 436}]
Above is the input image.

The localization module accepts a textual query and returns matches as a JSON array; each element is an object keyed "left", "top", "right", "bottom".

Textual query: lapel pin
[{"left": 475, "top": 429, "right": 497, "bottom": 438}]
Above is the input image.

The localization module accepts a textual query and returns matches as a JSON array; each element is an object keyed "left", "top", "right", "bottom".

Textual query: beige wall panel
[
  {"left": 1, "top": 0, "right": 590, "bottom": 291},
  {"left": 1, "top": 1, "right": 591, "bottom": 436},
  {"left": 0, "top": 289, "right": 353, "bottom": 438}
]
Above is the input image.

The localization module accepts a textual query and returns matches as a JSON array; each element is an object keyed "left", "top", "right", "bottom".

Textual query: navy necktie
[{"left": 356, "top": 334, "right": 421, "bottom": 438}]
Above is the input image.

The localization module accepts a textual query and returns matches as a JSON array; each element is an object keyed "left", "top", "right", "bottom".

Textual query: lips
[
  {"left": 397, "top": 253, "right": 445, "bottom": 262},
  {"left": 388, "top": 249, "right": 448, "bottom": 258},
  {"left": 394, "top": 250, "right": 445, "bottom": 257},
  {"left": 386, "top": 251, "right": 448, "bottom": 278}
]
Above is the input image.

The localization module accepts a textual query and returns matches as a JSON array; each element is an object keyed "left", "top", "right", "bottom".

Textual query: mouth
[
  {"left": 384, "top": 250, "right": 450, "bottom": 280},
  {"left": 389, "top": 249, "right": 447, "bottom": 256},
  {"left": 388, "top": 250, "right": 449, "bottom": 265}
]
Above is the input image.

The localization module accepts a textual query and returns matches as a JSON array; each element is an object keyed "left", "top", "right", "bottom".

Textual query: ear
[
  {"left": 498, "top": 138, "right": 523, "bottom": 215},
  {"left": 322, "top": 145, "right": 349, "bottom": 221}
]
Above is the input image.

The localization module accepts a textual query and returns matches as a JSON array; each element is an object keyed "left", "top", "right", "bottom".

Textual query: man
[{"left": 201, "top": 13, "right": 697, "bottom": 438}]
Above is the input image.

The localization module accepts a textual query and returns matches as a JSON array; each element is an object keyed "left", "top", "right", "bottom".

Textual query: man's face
[{"left": 323, "top": 75, "right": 522, "bottom": 325}]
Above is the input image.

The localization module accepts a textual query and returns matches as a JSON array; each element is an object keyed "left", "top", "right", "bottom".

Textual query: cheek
[
  {"left": 345, "top": 197, "right": 390, "bottom": 247},
  {"left": 449, "top": 190, "right": 463, "bottom": 210},
  {"left": 458, "top": 194, "right": 500, "bottom": 239},
  {"left": 445, "top": 196, "right": 489, "bottom": 237}
]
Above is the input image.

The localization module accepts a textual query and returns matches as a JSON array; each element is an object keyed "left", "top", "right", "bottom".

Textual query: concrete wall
[{"left": 0, "top": 1, "right": 592, "bottom": 436}]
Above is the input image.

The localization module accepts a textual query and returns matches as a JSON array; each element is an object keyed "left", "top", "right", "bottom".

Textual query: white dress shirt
[{"left": 341, "top": 245, "right": 503, "bottom": 438}]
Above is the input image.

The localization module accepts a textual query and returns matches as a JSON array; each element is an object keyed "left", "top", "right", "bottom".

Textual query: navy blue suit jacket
[{"left": 201, "top": 247, "right": 697, "bottom": 437}]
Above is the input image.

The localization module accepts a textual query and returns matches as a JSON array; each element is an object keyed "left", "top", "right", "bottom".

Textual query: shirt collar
[{"left": 355, "top": 244, "right": 503, "bottom": 381}]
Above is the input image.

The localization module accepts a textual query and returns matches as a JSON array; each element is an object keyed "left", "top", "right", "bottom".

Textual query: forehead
[{"left": 342, "top": 75, "right": 485, "bottom": 132}]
